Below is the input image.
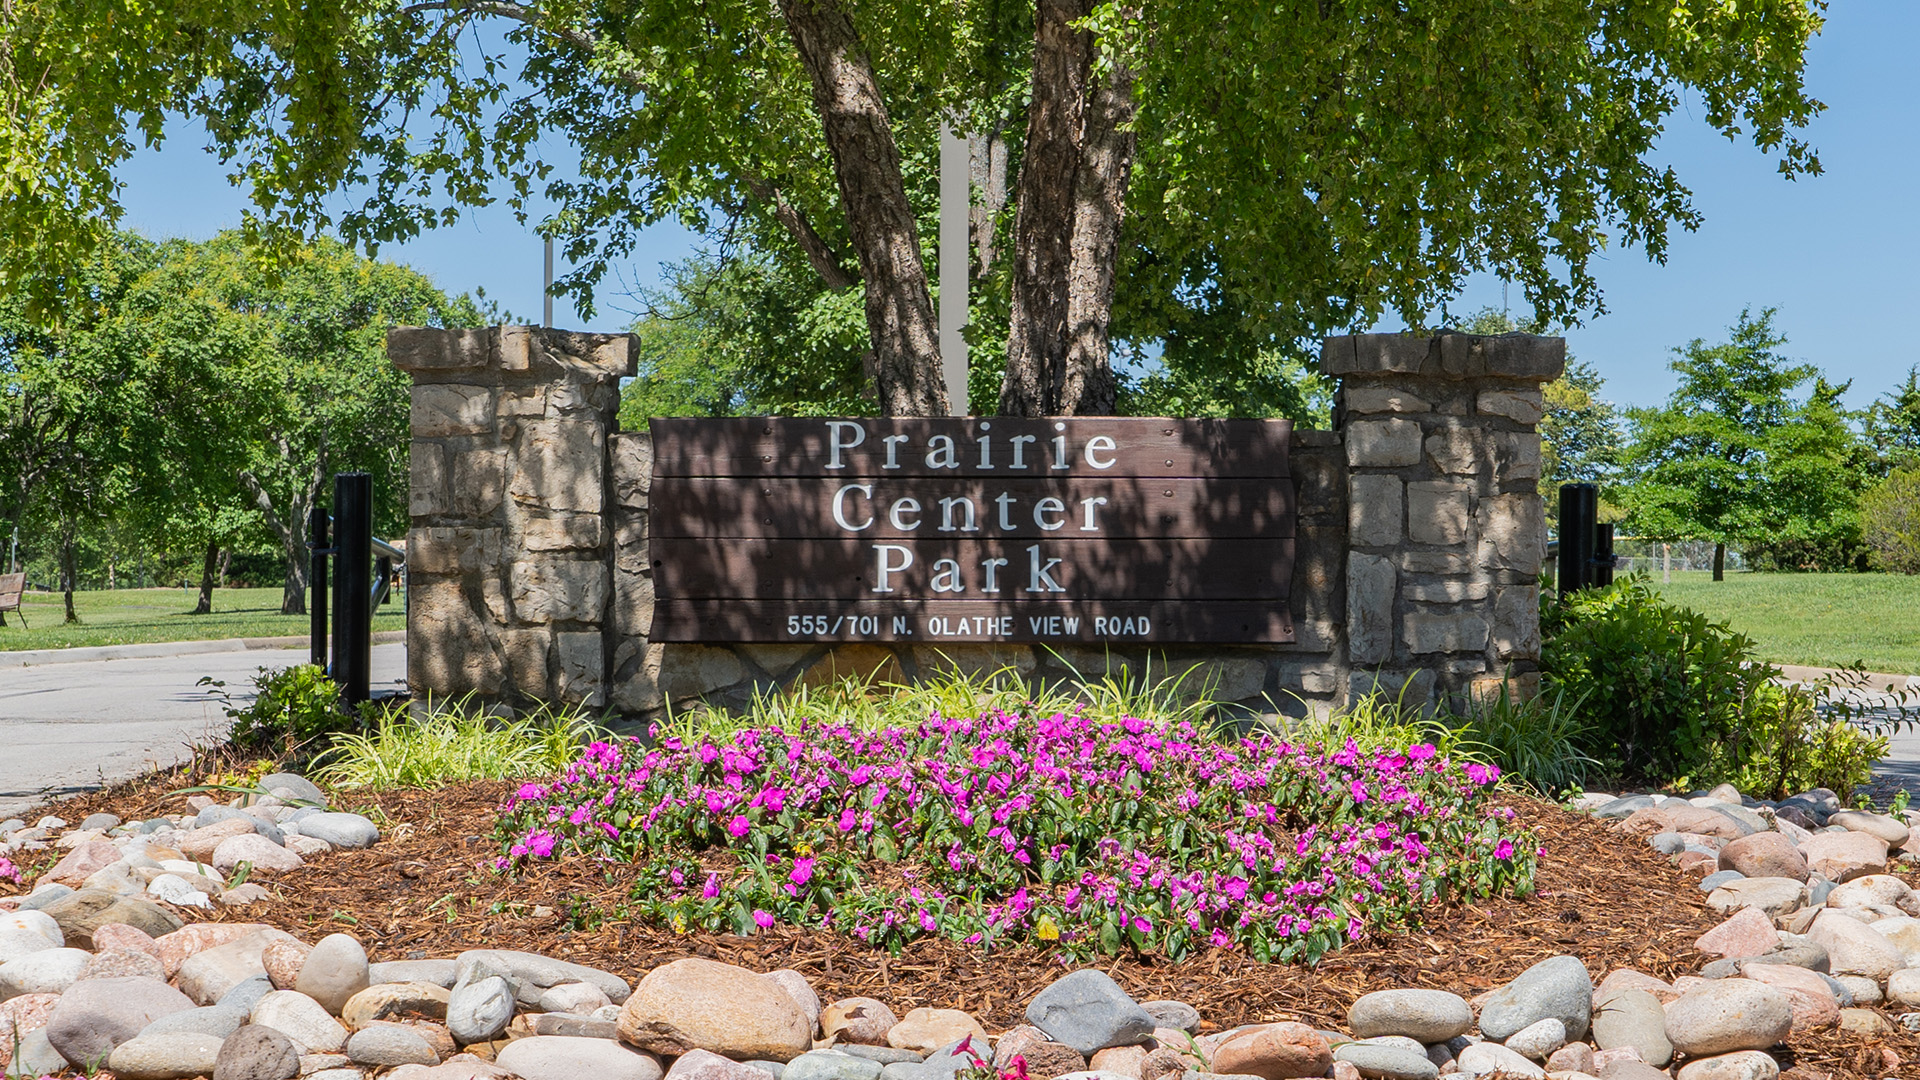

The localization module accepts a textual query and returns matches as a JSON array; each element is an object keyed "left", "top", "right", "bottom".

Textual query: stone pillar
[
  {"left": 389, "top": 326, "right": 635, "bottom": 708},
  {"left": 1322, "top": 332, "right": 1563, "bottom": 708}
]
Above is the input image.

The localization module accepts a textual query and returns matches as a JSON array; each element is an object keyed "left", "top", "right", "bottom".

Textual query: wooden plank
[
  {"left": 649, "top": 537, "right": 1294, "bottom": 601},
  {"left": 649, "top": 599, "right": 1295, "bottom": 643},
  {"left": 648, "top": 417, "right": 1292, "bottom": 478},
  {"left": 650, "top": 476, "right": 1295, "bottom": 540}
]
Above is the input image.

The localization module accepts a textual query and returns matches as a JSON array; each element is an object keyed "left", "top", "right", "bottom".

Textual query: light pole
[
  {"left": 543, "top": 238, "right": 554, "bottom": 328},
  {"left": 938, "top": 121, "right": 970, "bottom": 416}
]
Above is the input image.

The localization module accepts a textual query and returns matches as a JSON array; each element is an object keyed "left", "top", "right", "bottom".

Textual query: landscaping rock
[
  {"left": 1663, "top": 981, "right": 1794, "bottom": 1056},
  {"left": 766, "top": 969, "right": 821, "bottom": 1032},
  {"left": 885, "top": 1008, "right": 989, "bottom": 1055},
  {"left": 1737, "top": 962, "right": 1839, "bottom": 1032},
  {"left": 1591, "top": 989, "right": 1671, "bottom": 1067},
  {"left": 178, "top": 930, "right": 293, "bottom": 1006},
  {"left": 1825, "top": 874, "right": 1920, "bottom": 918},
  {"left": 1797, "top": 831, "right": 1888, "bottom": 882},
  {"left": 212, "top": 1024, "right": 301, "bottom": 1080},
  {"left": 1089, "top": 1044, "right": 1150, "bottom": 1079},
  {"left": 77, "top": 944, "right": 167, "bottom": 982},
  {"left": 1805, "top": 910, "right": 1904, "bottom": 981},
  {"left": 2, "top": 1027, "right": 66, "bottom": 1079},
  {"left": 1543, "top": 1043, "right": 1595, "bottom": 1075},
  {"left": 1347, "top": 989, "right": 1473, "bottom": 1043},
  {"left": 343, "top": 983, "right": 452, "bottom": 1029},
  {"left": 823, "top": 997, "right": 899, "bottom": 1046},
  {"left": 1477, "top": 955, "right": 1592, "bottom": 1041},
  {"left": 1206, "top": 1022, "right": 1331, "bottom": 1080},
  {"left": 453, "top": 949, "right": 629, "bottom": 1004},
  {"left": 1704, "top": 878, "right": 1808, "bottom": 919},
  {"left": 39, "top": 889, "right": 182, "bottom": 948},
  {"left": 497, "top": 1034, "right": 665, "bottom": 1080},
  {"left": 1026, "top": 970, "right": 1155, "bottom": 1055},
  {"left": 446, "top": 975, "right": 514, "bottom": 1045},
  {"left": 1139, "top": 1001, "right": 1200, "bottom": 1034},
  {"left": 258, "top": 774, "right": 327, "bottom": 807},
  {"left": 784, "top": 1050, "right": 887, "bottom": 1080},
  {"left": 138, "top": 1004, "right": 250, "bottom": 1041},
  {"left": 1828, "top": 809, "right": 1910, "bottom": 848},
  {"left": 537, "top": 981, "right": 611, "bottom": 1015},
  {"left": 994, "top": 1026, "right": 1087, "bottom": 1080},
  {"left": 43, "top": 975, "right": 195, "bottom": 1071},
  {"left": 0, "top": 993, "right": 60, "bottom": 1070},
  {"left": 153, "top": 923, "right": 265, "bottom": 977},
  {"left": 619, "top": 957, "right": 811, "bottom": 1061},
  {"left": 298, "top": 933, "right": 371, "bottom": 1015},
  {"left": 1453, "top": 1041, "right": 1544, "bottom": 1078},
  {"left": 1673, "top": 1050, "right": 1780, "bottom": 1080},
  {"left": 212, "top": 833, "right": 304, "bottom": 875},
  {"left": 1886, "top": 968, "right": 1920, "bottom": 1006},
  {"left": 0, "top": 946, "right": 90, "bottom": 997},
  {"left": 1503, "top": 1017, "right": 1566, "bottom": 1060},
  {"left": 347, "top": 1023, "right": 441, "bottom": 1067},
  {"left": 43, "top": 841, "right": 124, "bottom": 887},
  {"left": 1695, "top": 907, "right": 1781, "bottom": 960},
  {"left": 289, "top": 813, "right": 378, "bottom": 849},
  {"left": 532, "top": 1013, "right": 620, "bottom": 1039},
  {"left": 106, "top": 1030, "right": 225, "bottom": 1079},
  {"left": 1329, "top": 1041, "right": 1437, "bottom": 1080},
  {"left": 251, "top": 990, "right": 347, "bottom": 1054},
  {"left": 369, "top": 960, "right": 460, "bottom": 988},
  {"left": 1734, "top": 937, "right": 1829, "bottom": 974},
  {"left": 671, "top": 1048, "right": 791, "bottom": 1080}
]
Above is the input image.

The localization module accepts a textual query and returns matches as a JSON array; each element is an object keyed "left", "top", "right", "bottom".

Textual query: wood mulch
[{"left": 8, "top": 763, "right": 1915, "bottom": 1080}]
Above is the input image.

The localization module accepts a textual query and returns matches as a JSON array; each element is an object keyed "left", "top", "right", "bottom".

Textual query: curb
[
  {"left": 1777, "top": 664, "right": 1915, "bottom": 694},
  {"left": 0, "top": 630, "right": 406, "bottom": 670}
]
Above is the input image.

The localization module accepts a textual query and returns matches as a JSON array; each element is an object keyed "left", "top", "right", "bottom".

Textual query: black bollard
[
  {"left": 309, "top": 505, "right": 330, "bottom": 668},
  {"left": 331, "top": 473, "right": 373, "bottom": 705},
  {"left": 1557, "top": 483, "right": 1598, "bottom": 595}
]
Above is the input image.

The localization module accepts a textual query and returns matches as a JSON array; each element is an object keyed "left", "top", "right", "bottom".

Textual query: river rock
[
  {"left": 38, "top": 888, "right": 183, "bottom": 948},
  {"left": 343, "top": 982, "right": 451, "bottom": 1029},
  {"left": 1805, "top": 910, "right": 1904, "bottom": 980},
  {"left": 620, "top": 958, "right": 810, "bottom": 1061},
  {"left": 1737, "top": 962, "right": 1839, "bottom": 1032},
  {"left": 78, "top": 944, "right": 168, "bottom": 982},
  {"left": 1829, "top": 809, "right": 1910, "bottom": 848},
  {"left": 670, "top": 1048, "right": 787, "bottom": 1080},
  {"left": 369, "top": 959, "right": 459, "bottom": 988},
  {"left": 1453, "top": 1041, "right": 1544, "bottom": 1079},
  {"left": 297, "top": 934, "right": 371, "bottom": 1015},
  {"left": 347, "top": 1023, "right": 441, "bottom": 1067},
  {"left": 495, "top": 1034, "right": 664, "bottom": 1080},
  {"left": 1674, "top": 1050, "right": 1780, "bottom": 1080},
  {"left": 885, "top": 1008, "right": 989, "bottom": 1055},
  {"left": 106, "top": 1031, "right": 225, "bottom": 1079},
  {"left": 447, "top": 975, "right": 514, "bottom": 1045},
  {"left": 1347, "top": 989, "right": 1473, "bottom": 1043},
  {"left": 43, "top": 975, "right": 195, "bottom": 1070},
  {"left": 153, "top": 923, "right": 267, "bottom": 977},
  {"left": 137, "top": 1003, "right": 250, "bottom": 1041},
  {"left": 1705, "top": 878, "right": 1808, "bottom": 919},
  {"left": 1027, "top": 970, "right": 1155, "bottom": 1055},
  {"left": 0, "top": 910, "right": 60, "bottom": 945},
  {"left": 179, "top": 930, "right": 298, "bottom": 1006},
  {"left": 258, "top": 773, "right": 327, "bottom": 807},
  {"left": 532, "top": 1013, "right": 620, "bottom": 1039},
  {"left": 252, "top": 990, "right": 347, "bottom": 1054},
  {"left": 211, "top": 833, "right": 304, "bottom": 875},
  {"left": 1825, "top": 874, "right": 1920, "bottom": 918},
  {"left": 453, "top": 949, "right": 628, "bottom": 1003},
  {"left": 1591, "top": 989, "right": 1670, "bottom": 1067},
  {"left": 211, "top": 1023, "right": 301, "bottom": 1080},
  {"left": 292, "top": 813, "right": 378, "bottom": 849},
  {"left": 43, "top": 841, "right": 124, "bottom": 887},
  {"left": 780, "top": 1050, "right": 886, "bottom": 1080},
  {"left": 0, "top": 946, "right": 90, "bottom": 997},
  {"left": 0, "top": 993, "right": 60, "bottom": 1070},
  {"left": 1503, "top": 1017, "right": 1566, "bottom": 1060},
  {"left": 1663, "top": 981, "right": 1793, "bottom": 1056},
  {"left": 1885, "top": 968, "right": 1920, "bottom": 1006},
  {"left": 1695, "top": 907, "right": 1781, "bottom": 960},
  {"left": 994, "top": 1025, "right": 1088, "bottom": 1079},
  {"left": 1330, "top": 1041, "right": 1437, "bottom": 1080},
  {"left": 1207, "top": 1022, "right": 1331, "bottom": 1080},
  {"left": 1797, "top": 831, "right": 1888, "bottom": 882},
  {"left": 536, "top": 981, "right": 610, "bottom": 1016},
  {"left": 1595, "top": 969, "right": 1677, "bottom": 1005},
  {"left": 1477, "top": 955, "right": 1592, "bottom": 1041},
  {"left": 766, "top": 970, "right": 820, "bottom": 1032},
  {"left": 1543, "top": 1043, "right": 1594, "bottom": 1075},
  {"left": 824, "top": 998, "right": 899, "bottom": 1046}
]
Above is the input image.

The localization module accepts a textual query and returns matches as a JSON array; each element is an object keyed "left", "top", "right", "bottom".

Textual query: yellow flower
[{"left": 1035, "top": 915, "right": 1060, "bottom": 941}]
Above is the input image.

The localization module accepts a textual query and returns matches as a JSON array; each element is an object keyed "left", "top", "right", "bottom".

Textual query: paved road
[{"left": 0, "top": 644, "right": 405, "bottom": 820}]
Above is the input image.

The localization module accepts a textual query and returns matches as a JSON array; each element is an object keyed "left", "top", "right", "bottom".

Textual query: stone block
[
  {"left": 501, "top": 629, "right": 552, "bottom": 699},
  {"left": 555, "top": 633, "right": 605, "bottom": 705},
  {"left": 482, "top": 577, "right": 511, "bottom": 622},
  {"left": 913, "top": 645, "right": 1038, "bottom": 681},
  {"left": 524, "top": 514, "right": 605, "bottom": 552},
  {"left": 510, "top": 420, "right": 605, "bottom": 514},
  {"left": 1498, "top": 432, "right": 1543, "bottom": 484},
  {"left": 1401, "top": 578, "right": 1490, "bottom": 602},
  {"left": 510, "top": 559, "right": 608, "bottom": 624},
  {"left": 1350, "top": 669, "right": 1434, "bottom": 709},
  {"left": 798, "top": 644, "right": 905, "bottom": 689},
  {"left": 1346, "top": 553, "right": 1395, "bottom": 665},
  {"left": 613, "top": 568, "right": 656, "bottom": 637},
  {"left": 1399, "top": 550, "right": 1473, "bottom": 574},
  {"left": 1288, "top": 615, "right": 1338, "bottom": 653},
  {"left": 1407, "top": 481, "right": 1472, "bottom": 545},
  {"left": 1290, "top": 449, "right": 1345, "bottom": 517},
  {"left": 614, "top": 643, "right": 750, "bottom": 713},
  {"left": 498, "top": 324, "right": 531, "bottom": 371},
  {"left": 408, "top": 527, "right": 502, "bottom": 576},
  {"left": 1436, "top": 334, "right": 1565, "bottom": 380},
  {"left": 498, "top": 389, "right": 546, "bottom": 417},
  {"left": 1471, "top": 671, "right": 1541, "bottom": 704},
  {"left": 1404, "top": 613, "right": 1491, "bottom": 655},
  {"left": 410, "top": 444, "right": 447, "bottom": 517},
  {"left": 740, "top": 644, "right": 820, "bottom": 681},
  {"left": 613, "top": 513, "right": 649, "bottom": 574},
  {"left": 1348, "top": 475, "right": 1404, "bottom": 547},
  {"left": 412, "top": 384, "right": 494, "bottom": 438},
  {"left": 1477, "top": 494, "right": 1546, "bottom": 574},
  {"left": 1345, "top": 386, "right": 1431, "bottom": 414},
  {"left": 1169, "top": 655, "right": 1269, "bottom": 703},
  {"left": 1477, "top": 388, "right": 1545, "bottom": 425},
  {"left": 408, "top": 578, "right": 504, "bottom": 696},
  {"left": 1323, "top": 333, "right": 1428, "bottom": 376},
  {"left": 547, "top": 380, "right": 617, "bottom": 416},
  {"left": 389, "top": 327, "right": 495, "bottom": 373},
  {"left": 1294, "top": 526, "right": 1344, "bottom": 598},
  {"left": 1424, "top": 425, "right": 1480, "bottom": 474},
  {"left": 1345, "top": 418, "right": 1423, "bottom": 468},
  {"left": 1493, "top": 585, "right": 1542, "bottom": 660},
  {"left": 449, "top": 448, "right": 507, "bottom": 516},
  {"left": 537, "top": 329, "right": 638, "bottom": 379},
  {"left": 609, "top": 434, "right": 653, "bottom": 508}
]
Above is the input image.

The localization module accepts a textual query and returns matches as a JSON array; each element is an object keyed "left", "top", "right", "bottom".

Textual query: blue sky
[{"left": 115, "top": 4, "right": 1916, "bottom": 411}]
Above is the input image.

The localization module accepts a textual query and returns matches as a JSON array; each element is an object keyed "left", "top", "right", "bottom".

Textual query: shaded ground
[{"left": 8, "top": 764, "right": 1915, "bottom": 1080}]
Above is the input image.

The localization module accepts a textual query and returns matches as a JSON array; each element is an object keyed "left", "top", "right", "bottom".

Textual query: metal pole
[
  {"left": 543, "top": 238, "right": 554, "bottom": 328},
  {"left": 6, "top": 526, "right": 15, "bottom": 575},
  {"left": 1557, "top": 483, "right": 1598, "bottom": 595},
  {"left": 938, "top": 120, "right": 970, "bottom": 416},
  {"left": 331, "top": 473, "right": 373, "bottom": 705},
  {"left": 1594, "top": 522, "right": 1616, "bottom": 589},
  {"left": 309, "top": 506, "right": 329, "bottom": 668}
]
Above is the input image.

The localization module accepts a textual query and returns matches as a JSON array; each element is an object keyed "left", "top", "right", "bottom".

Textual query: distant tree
[
  {"left": 1866, "top": 367, "right": 1920, "bottom": 473},
  {"left": 1622, "top": 308, "right": 1869, "bottom": 578},
  {"left": 1861, "top": 466, "right": 1920, "bottom": 574}
]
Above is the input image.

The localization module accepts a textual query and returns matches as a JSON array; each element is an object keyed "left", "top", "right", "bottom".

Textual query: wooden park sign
[{"left": 646, "top": 418, "right": 1295, "bottom": 643}]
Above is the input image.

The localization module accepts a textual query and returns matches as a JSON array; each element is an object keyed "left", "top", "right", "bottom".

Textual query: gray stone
[
  {"left": 1347, "top": 419, "right": 1424, "bottom": 468},
  {"left": 13, "top": 884, "right": 72, "bottom": 911},
  {"left": 3, "top": 1028, "right": 66, "bottom": 1080},
  {"left": 1347, "top": 553, "right": 1396, "bottom": 664},
  {"left": 1663, "top": 981, "right": 1793, "bottom": 1056},
  {"left": 0, "top": 946, "right": 90, "bottom": 997},
  {"left": 296, "top": 934, "right": 371, "bottom": 1015},
  {"left": 370, "top": 959, "right": 459, "bottom": 988},
  {"left": 1331, "top": 1042, "right": 1439, "bottom": 1080},
  {"left": 1502, "top": 1017, "right": 1566, "bottom": 1060},
  {"left": 454, "top": 948, "right": 630, "bottom": 1003},
  {"left": 532, "top": 1013, "right": 621, "bottom": 1039},
  {"left": 496, "top": 1036, "right": 664, "bottom": 1080},
  {"left": 250, "top": 990, "right": 347, "bottom": 1054},
  {"left": 219, "top": 975, "right": 278, "bottom": 1013},
  {"left": 1139, "top": 1001, "right": 1200, "bottom": 1035},
  {"left": 43, "top": 976, "right": 195, "bottom": 1070},
  {"left": 1025, "top": 969, "right": 1156, "bottom": 1055},
  {"left": 213, "top": 1023, "right": 301, "bottom": 1080},
  {"left": 1477, "top": 955, "right": 1592, "bottom": 1041},
  {"left": 1403, "top": 613, "right": 1489, "bottom": 655},
  {"left": 1452, "top": 1041, "right": 1543, "bottom": 1078},
  {"left": 1406, "top": 482, "right": 1471, "bottom": 546},
  {"left": 447, "top": 975, "right": 514, "bottom": 1044},
  {"left": 1593, "top": 796, "right": 1656, "bottom": 820},
  {"left": 80, "top": 813, "right": 122, "bottom": 832},
  {"left": 1349, "top": 477, "right": 1405, "bottom": 549},
  {"left": 1699, "top": 870, "right": 1746, "bottom": 893},
  {"left": 293, "top": 814, "right": 379, "bottom": 851},
  {"left": 840, "top": 1046, "right": 925, "bottom": 1065},
  {"left": 1736, "top": 939, "right": 1829, "bottom": 974},
  {"left": 1347, "top": 989, "right": 1473, "bottom": 1043},
  {"left": 106, "top": 1031, "right": 225, "bottom": 1080},
  {"left": 346, "top": 1024, "right": 439, "bottom": 1067},
  {"left": 1592, "top": 989, "right": 1671, "bottom": 1067},
  {"left": 254, "top": 774, "right": 327, "bottom": 809},
  {"left": 1706, "top": 804, "right": 1767, "bottom": 836},
  {"left": 178, "top": 931, "right": 281, "bottom": 1006},
  {"left": 784, "top": 1050, "right": 886, "bottom": 1080},
  {"left": 139, "top": 1004, "right": 250, "bottom": 1041},
  {"left": 38, "top": 888, "right": 183, "bottom": 947}
]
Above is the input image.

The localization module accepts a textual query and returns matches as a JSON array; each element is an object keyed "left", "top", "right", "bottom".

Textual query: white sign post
[{"left": 938, "top": 121, "right": 970, "bottom": 417}]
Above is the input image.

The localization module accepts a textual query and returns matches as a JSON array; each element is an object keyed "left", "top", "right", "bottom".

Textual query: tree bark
[
  {"left": 59, "top": 524, "right": 79, "bottom": 625},
  {"left": 1059, "top": 58, "right": 1136, "bottom": 416},
  {"left": 969, "top": 128, "right": 1010, "bottom": 277},
  {"left": 241, "top": 468, "right": 310, "bottom": 615},
  {"left": 1712, "top": 541, "right": 1726, "bottom": 582},
  {"left": 779, "top": 0, "right": 948, "bottom": 417},
  {"left": 193, "top": 538, "right": 218, "bottom": 615},
  {"left": 744, "top": 178, "right": 856, "bottom": 290}
]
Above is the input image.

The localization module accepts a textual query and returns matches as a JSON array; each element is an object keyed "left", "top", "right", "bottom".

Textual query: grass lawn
[
  {"left": 1648, "top": 570, "right": 1920, "bottom": 675},
  {"left": 0, "top": 586, "right": 405, "bottom": 652}
]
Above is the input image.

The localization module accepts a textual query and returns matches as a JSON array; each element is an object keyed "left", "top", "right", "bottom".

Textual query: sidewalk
[{"left": 0, "top": 630, "right": 405, "bottom": 669}]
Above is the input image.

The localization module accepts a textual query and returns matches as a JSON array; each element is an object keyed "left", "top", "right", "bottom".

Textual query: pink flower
[
  {"left": 790, "top": 857, "right": 815, "bottom": 887},
  {"left": 726, "top": 815, "right": 751, "bottom": 838},
  {"left": 702, "top": 873, "right": 721, "bottom": 900},
  {"left": 752, "top": 910, "right": 775, "bottom": 928},
  {"left": 1131, "top": 915, "right": 1153, "bottom": 934},
  {"left": 1494, "top": 839, "right": 1515, "bottom": 860}
]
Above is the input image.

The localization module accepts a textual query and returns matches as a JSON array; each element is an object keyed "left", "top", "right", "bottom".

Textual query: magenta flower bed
[{"left": 495, "top": 709, "right": 1538, "bottom": 963}]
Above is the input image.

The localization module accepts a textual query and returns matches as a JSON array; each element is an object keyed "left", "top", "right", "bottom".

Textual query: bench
[{"left": 0, "top": 573, "right": 24, "bottom": 627}]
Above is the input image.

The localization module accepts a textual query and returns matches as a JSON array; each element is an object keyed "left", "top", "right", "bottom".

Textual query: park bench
[{"left": 0, "top": 573, "right": 24, "bottom": 628}]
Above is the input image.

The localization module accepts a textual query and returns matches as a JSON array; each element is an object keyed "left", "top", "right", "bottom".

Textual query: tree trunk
[
  {"left": 1001, "top": 0, "right": 1093, "bottom": 417},
  {"left": 193, "top": 538, "right": 218, "bottom": 615},
  {"left": 1712, "top": 541, "right": 1726, "bottom": 582},
  {"left": 970, "top": 128, "right": 1010, "bottom": 277},
  {"left": 59, "top": 526, "right": 79, "bottom": 625},
  {"left": 779, "top": 0, "right": 948, "bottom": 417},
  {"left": 1058, "top": 58, "right": 1136, "bottom": 416},
  {"left": 240, "top": 468, "right": 312, "bottom": 615}
]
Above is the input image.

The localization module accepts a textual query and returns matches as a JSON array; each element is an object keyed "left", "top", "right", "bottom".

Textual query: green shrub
[
  {"left": 200, "top": 664, "right": 355, "bottom": 755},
  {"left": 315, "top": 697, "right": 610, "bottom": 789},
  {"left": 1862, "top": 466, "right": 1920, "bottom": 573},
  {"left": 1694, "top": 680, "right": 1887, "bottom": 799},
  {"left": 1453, "top": 687, "right": 1599, "bottom": 796}
]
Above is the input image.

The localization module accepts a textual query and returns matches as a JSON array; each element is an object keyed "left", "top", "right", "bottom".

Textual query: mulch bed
[{"left": 9, "top": 763, "right": 1916, "bottom": 1080}]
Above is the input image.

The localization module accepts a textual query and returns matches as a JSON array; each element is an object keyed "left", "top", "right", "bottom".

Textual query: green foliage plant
[
  {"left": 1861, "top": 466, "right": 1920, "bottom": 574},
  {"left": 201, "top": 663, "right": 353, "bottom": 756},
  {"left": 1696, "top": 680, "right": 1887, "bottom": 801},
  {"left": 314, "top": 696, "right": 609, "bottom": 789}
]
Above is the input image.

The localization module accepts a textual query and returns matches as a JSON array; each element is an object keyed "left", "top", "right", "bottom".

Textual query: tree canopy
[{"left": 2, "top": 0, "right": 1828, "bottom": 416}]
